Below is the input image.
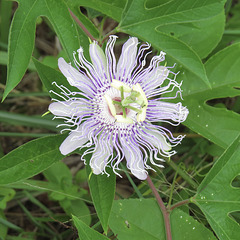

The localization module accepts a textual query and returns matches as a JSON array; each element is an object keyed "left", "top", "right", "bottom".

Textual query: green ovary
[{"left": 104, "top": 80, "right": 148, "bottom": 123}]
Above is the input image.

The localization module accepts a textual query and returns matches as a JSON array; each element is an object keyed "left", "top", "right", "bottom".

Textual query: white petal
[
  {"left": 141, "top": 128, "right": 171, "bottom": 152},
  {"left": 105, "top": 35, "right": 117, "bottom": 80},
  {"left": 148, "top": 66, "right": 169, "bottom": 86},
  {"left": 90, "top": 140, "right": 111, "bottom": 174},
  {"left": 120, "top": 138, "right": 147, "bottom": 180},
  {"left": 89, "top": 41, "right": 108, "bottom": 81},
  {"left": 60, "top": 131, "right": 88, "bottom": 155},
  {"left": 148, "top": 101, "right": 189, "bottom": 123},
  {"left": 48, "top": 100, "right": 84, "bottom": 117},
  {"left": 58, "top": 58, "right": 95, "bottom": 95},
  {"left": 140, "top": 66, "right": 169, "bottom": 92},
  {"left": 116, "top": 37, "right": 138, "bottom": 82}
]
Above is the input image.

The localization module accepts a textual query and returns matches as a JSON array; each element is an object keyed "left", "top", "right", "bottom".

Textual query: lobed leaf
[
  {"left": 194, "top": 134, "right": 240, "bottom": 240},
  {"left": 181, "top": 43, "right": 240, "bottom": 148},
  {"left": 70, "top": 0, "right": 225, "bottom": 65},
  {"left": 155, "top": 11, "right": 225, "bottom": 59},
  {"left": 68, "top": 0, "right": 127, "bottom": 22},
  {"left": 117, "top": 0, "right": 226, "bottom": 87}
]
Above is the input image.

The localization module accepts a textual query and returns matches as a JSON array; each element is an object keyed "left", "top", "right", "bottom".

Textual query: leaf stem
[
  {"left": 120, "top": 163, "right": 143, "bottom": 198},
  {"left": 146, "top": 176, "right": 172, "bottom": 240},
  {"left": 68, "top": 9, "right": 95, "bottom": 41}
]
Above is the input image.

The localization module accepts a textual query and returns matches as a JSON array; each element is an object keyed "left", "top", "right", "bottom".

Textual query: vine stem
[
  {"left": 68, "top": 9, "right": 95, "bottom": 41},
  {"left": 146, "top": 176, "right": 172, "bottom": 240}
]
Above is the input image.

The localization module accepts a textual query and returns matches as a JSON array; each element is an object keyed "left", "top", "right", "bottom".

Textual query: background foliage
[{"left": 0, "top": 0, "right": 240, "bottom": 239}]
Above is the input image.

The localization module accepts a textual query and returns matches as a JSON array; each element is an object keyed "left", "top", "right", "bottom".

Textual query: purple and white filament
[{"left": 48, "top": 36, "right": 188, "bottom": 180}]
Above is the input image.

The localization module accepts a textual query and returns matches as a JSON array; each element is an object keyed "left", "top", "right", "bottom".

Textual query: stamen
[
  {"left": 125, "top": 105, "right": 142, "bottom": 114},
  {"left": 112, "top": 100, "right": 121, "bottom": 105}
]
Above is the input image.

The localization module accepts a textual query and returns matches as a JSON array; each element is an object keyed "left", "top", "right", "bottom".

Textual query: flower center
[{"left": 104, "top": 80, "right": 148, "bottom": 123}]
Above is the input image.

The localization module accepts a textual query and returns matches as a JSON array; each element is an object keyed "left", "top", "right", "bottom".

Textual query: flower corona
[{"left": 49, "top": 36, "right": 188, "bottom": 180}]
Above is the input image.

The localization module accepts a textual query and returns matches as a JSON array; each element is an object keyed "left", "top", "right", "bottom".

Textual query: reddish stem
[
  {"left": 146, "top": 176, "right": 172, "bottom": 240},
  {"left": 170, "top": 199, "right": 190, "bottom": 211},
  {"left": 101, "top": 29, "right": 117, "bottom": 45},
  {"left": 68, "top": 9, "right": 95, "bottom": 41}
]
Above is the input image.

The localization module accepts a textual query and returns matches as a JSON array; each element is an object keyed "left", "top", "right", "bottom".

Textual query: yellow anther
[
  {"left": 137, "top": 106, "right": 147, "bottom": 122},
  {"left": 104, "top": 94, "right": 116, "bottom": 116},
  {"left": 111, "top": 79, "right": 131, "bottom": 92},
  {"left": 115, "top": 115, "right": 133, "bottom": 124}
]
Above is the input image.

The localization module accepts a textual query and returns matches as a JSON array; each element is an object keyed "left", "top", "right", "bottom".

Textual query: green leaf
[
  {"left": 66, "top": 0, "right": 99, "bottom": 37},
  {"left": 0, "top": 217, "right": 23, "bottom": 233},
  {"left": 156, "top": 11, "right": 225, "bottom": 59},
  {"left": 6, "top": 179, "right": 92, "bottom": 204},
  {"left": 0, "top": 211, "right": 8, "bottom": 239},
  {"left": 0, "top": 51, "right": 36, "bottom": 71},
  {"left": 61, "top": 199, "right": 91, "bottom": 225},
  {"left": 193, "top": 134, "right": 240, "bottom": 240},
  {"left": 3, "top": 0, "right": 82, "bottom": 101},
  {"left": 0, "top": 0, "right": 12, "bottom": 45},
  {"left": 43, "top": 162, "right": 91, "bottom": 225},
  {"left": 0, "top": 134, "right": 66, "bottom": 185},
  {"left": 86, "top": 165, "right": 116, "bottom": 234},
  {"left": 0, "top": 110, "right": 59, "bottom": 131},
  {"left": 43, "top": 162, "right": 72, "bottom": 187},
  {"left": 0, "top": 187, "right": 15, "bottom": 209},
  {"left": 171, "top": 209, "right": 217, "bottom": 240},
  {"left": 33, "top": 57, "right": 76, "bottom": 100},
  {"left": 109, "top": 199, "right": 216, "bottom": 240},
  {"left": 182, "top": 43, "right": 240, "bottom": 148},
  {"left": 118, "top": 0, "right": 226, "bottom": 87},
  {"left": 72, "top": 215, "right": 109, "bottom": 240}
]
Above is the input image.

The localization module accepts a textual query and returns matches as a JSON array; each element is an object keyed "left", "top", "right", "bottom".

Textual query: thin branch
[
  {"left": 170, "top": 199, "right": 190, "bottom": 211},
  {"left": 172, "top": 133, "right": 201, "bottom": 138},
  {"left": 146, "top": 176, "right": 172, "bottom": 240},
  {"left": 68, "top": 9, "right": 95, "bottom": 41},
  {"left": 165, "top": 158, "right": 198, "bottom": 189}
]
